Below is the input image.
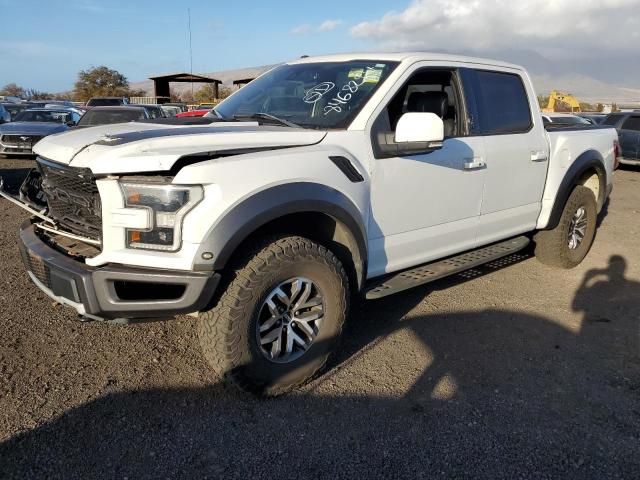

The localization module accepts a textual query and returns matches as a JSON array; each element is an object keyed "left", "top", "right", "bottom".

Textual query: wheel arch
[
  {"left": 545, "top": 150, "right": 606, "bottom": 230},
  {"left": 194, "top": 183, "right": 368, "bottom": 291}
]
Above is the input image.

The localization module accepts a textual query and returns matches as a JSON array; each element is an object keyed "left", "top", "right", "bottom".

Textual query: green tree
[
  {"left": 194, "top": 84, "right": 218, "bottom": 104},
  {"left": 0, "top": 83, "right": 26, "bottom": 98},
  {"left": 73, "top": 66, "right": 130, "bottom": 102}
]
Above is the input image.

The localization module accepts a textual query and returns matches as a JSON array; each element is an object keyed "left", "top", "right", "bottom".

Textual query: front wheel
[
  {"left": 534, "top": 185, "right": 597, "bottom": 269},
  {"left": 197, "top": 236, "right": 349, "bottom": 396}
]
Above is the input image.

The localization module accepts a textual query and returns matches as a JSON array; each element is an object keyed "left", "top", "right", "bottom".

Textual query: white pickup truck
[{"left": 2, "top": 53, "right": 619, "bottom": 395}]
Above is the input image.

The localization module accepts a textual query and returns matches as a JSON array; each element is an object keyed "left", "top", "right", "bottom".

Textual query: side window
[
  {"left": 621, "top": 116, "right": 640, "bottom": 131},
  {"left": 370, "top": 68, "right": 466, "bottom": 158},
  {"left": 469, "top": 70, "right": 532, "bottom": 135}
]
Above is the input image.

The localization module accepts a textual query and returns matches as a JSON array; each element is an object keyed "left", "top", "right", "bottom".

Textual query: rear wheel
[
  {"left": 534, "top": 185, "right": 597, "bottom": 269},
  {"left": 198, "top": 236, "right": 349, "bottom": 396}
]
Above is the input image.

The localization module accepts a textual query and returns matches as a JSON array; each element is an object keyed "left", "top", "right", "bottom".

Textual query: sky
[{"left": 1, "top": 0, "right": 639, "bottom": 95}]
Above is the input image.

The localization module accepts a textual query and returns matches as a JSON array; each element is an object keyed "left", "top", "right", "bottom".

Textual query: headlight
[{"left": 119, "top": 182, "right": 203, "bottom": 252}]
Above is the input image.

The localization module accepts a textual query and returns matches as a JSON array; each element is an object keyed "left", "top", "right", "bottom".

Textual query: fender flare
[
  {"left": 194, "top": 182, "right": 367, "bottom": 283},
  {"left": 545, "top": 149, "right": 606, "bottom": 230}
]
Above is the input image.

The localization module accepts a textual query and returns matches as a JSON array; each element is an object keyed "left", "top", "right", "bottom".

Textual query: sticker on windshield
[
  {"left": 347, "top": 67, "right": 383, "bottom": 83},
  {"left": 323, "top": 66, "right": 384, "bottom": 115}
]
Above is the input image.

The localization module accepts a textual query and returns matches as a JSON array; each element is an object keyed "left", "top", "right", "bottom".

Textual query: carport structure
[
  {"left": 233, "top": 78, "right": 255, "bottom": 89},
  {"left": 149, "top": 72, "right": 223, "bottom": 99}
]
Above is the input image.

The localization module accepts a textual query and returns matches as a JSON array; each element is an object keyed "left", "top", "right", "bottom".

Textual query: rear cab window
[
  {"left": 621, "top": 116, "right": 640, "bottom": 131},
  {"left": 461, "top": 69, "right": 533, "bottom": 135},
  {"left": 602, "top": 114, "right": 624, "bottom": 126}
]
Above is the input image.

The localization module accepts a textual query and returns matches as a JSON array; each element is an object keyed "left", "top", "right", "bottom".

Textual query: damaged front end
[
  {"left": 0, "top": 158, "right": 102, "bottom": 260},
  {"left": 1, "top": 158, "right": 219, "bottom": 322}
]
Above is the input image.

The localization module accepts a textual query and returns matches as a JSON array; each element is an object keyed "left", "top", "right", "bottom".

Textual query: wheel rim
[
  {"left": 256, "top": 277, "right": 325, "bottom": 363},
  {"left": 568, "top": 206, "right": 588, "bottom": 250}
]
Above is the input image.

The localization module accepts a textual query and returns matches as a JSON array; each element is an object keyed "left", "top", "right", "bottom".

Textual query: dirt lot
[{"left": 0, "top": 158, "right": 638, "bottom": 479}]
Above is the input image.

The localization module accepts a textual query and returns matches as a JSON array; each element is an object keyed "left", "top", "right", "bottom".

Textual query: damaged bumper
[{"left": 18, "top": 221, "right": 220, "bottom": 320}]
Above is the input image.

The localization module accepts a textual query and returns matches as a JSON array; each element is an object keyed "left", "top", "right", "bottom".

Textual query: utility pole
[{"left": 188, "top": 8, "right": 194, "bottom": 99}]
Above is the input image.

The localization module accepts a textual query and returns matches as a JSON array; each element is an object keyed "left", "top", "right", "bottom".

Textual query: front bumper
[
  {"left": 0, "top": 143, "right": 35, "bottom": 155},
  {"left": 19, "top": 221, "right": 220, "bottom": 320}
]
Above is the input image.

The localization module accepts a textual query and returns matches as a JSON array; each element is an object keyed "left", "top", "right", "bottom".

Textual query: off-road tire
[
  {"left": 198, "top": 235, "right": 349, "bottom": 396},
  {"left": 534, "top": 185, "right": 597, "bottom": 269}
]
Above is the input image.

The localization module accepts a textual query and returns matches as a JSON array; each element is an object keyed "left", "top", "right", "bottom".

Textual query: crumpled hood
[
  {"left": 0, "top": 122, "right": 68, "bottom": 136},
  {"left": 32, "top": 121, "right": 327, "bottom": 174}
]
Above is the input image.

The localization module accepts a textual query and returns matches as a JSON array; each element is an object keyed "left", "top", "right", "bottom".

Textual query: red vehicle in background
[{"left": 176, "top": 109, "right": 210, "bottom": 118}]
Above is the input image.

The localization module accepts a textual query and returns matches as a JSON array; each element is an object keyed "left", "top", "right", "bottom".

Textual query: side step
[{"left": 365, "top": 236, "right": 530, "bottom": 300}]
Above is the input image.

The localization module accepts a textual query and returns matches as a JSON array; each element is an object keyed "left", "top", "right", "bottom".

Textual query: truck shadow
[{"left": 1, "top": 255, "right": 638, "bottom": 479}]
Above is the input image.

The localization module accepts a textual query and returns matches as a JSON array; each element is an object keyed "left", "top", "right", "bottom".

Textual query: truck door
[
  {"left": 461, "top": 68, "right": 549, "bottom": 244},
  {"left": 619, "top": 115, "right": 640, "bottom": 160},
  {"left": 366, "top": 66, "right": 486, "bottom": 277}
]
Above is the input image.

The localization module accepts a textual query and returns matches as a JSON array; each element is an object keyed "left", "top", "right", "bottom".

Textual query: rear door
[
  {"left": 461, "top": 68, "right": 548, "bottom": 245},
  {"left": 619, "top": 115, "right": 640, "bottom": 159}
]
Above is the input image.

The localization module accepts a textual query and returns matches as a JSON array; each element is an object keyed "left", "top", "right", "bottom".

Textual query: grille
[
  {"left": 26, "top": 251, "right": 51, "bottom": 288},
  {"left": 37, "top": 158, "right": 102, "bottom": 241},
  {"left": 1, "top": 134, "right": 44, "bottom": 146}
]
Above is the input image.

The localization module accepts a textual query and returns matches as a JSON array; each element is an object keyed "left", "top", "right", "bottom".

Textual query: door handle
[
  {"left": 464, "top": 157, "right": 486, "bottom": 170},
  {"left": 531, "top": 150, "right": 548, "bottom": 162}
]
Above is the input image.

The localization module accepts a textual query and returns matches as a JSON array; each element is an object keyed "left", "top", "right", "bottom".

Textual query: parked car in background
[
  {"left": 160, "top": 105, "right": 181, "bottom": 117},
  {"left": 74, "top": 106, "right": 149, "bottom": 128},
  {"left": 0, "top": 95, "right": 22, "bottom": 103},
  {"left": 542, "top": 113, "right": 592, "bottom": 127},
  {"left": 0, "top": 108, "right": 79, "bottom": 156},
  {"left": 176, "top": 109, "right": 209, "bottom": 118},
  {"left": 86, "top": 97, "right": 129, "bottom": 107},
  {"left": 602, "top": 112, "right": 640, "bottom": 166},
  {"left": 163, "top": 102, "right": 188, "bottom": 112},
  {"left": 45, "top": 105, "right": 86, "bottom": 118},
  {"left": 197, "top": 103, "right": 217, "bottom": 109},
  {"left": 1, "top": 102, "right": 28, "bottom": 120},
  {"left": 25, "top": 100, "right": 74, "bottom": 109},
  {"left": 576, "top": 113, "right": 607, "bottom": 125},
  {"left": 0, "top": 104, "right": 10, "bottom": 124},
  {"left": 135, "top": 104, "right": 166, "bottom": 119}
]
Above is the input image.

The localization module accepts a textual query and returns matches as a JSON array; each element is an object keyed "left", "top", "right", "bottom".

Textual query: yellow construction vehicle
[{"left": 543, "top": 91, "right": 581, "bottom": 113}]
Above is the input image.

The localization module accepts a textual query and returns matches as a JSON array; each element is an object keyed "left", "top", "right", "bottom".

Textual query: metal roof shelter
[
  {"left": 232, "top": 78, "right": 255, "bottom": 88},
  {"left": 149, "top": 72, "right": 222, "bottom": 99}
]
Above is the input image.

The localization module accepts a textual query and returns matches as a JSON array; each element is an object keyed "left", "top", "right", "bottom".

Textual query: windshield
[
  {"left": 77, "top": 109, "right": 146, "bottom": 126},
  {"left": 215, "top": 60, "right": 399, "bottom": 129},
  {"left": 14, "top": 110, "right": 70, "bottom": 123}
]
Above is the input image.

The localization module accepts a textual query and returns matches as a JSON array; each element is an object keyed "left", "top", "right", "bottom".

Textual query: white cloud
[
  {"left": 318, "top": 19, "right": 343, "bottom": 32},
  {"left": 350, "top": 0, "right": 640, "bottom": 59},
  {"left": 292, "top": 19, "right": 344, "bottom": 35},
  {"left": 291, "top": 24, "right": 313, "bottom": 35}
]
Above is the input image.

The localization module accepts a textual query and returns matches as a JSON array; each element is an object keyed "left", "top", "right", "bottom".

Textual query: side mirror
[
  {"left": 395, "top": 112, "right": 444, "bottom": 144},
  {"left": 66, "top": 120, "right": 76, "bottom": 127},
  {"left": 377, "top": 112, "right": 445, "bottom": 158}
]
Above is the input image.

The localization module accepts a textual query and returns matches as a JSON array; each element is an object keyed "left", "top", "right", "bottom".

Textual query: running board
[{"left": 365, "top": 236, "right": 530, "bottom": 300}]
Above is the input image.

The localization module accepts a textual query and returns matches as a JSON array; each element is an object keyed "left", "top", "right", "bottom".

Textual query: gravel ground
[{"left": 0, "top": 158, "right": 638, "bottom": 479}]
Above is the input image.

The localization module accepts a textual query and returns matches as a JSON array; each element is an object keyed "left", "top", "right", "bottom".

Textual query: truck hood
[
  {"left": 32, "top": 121, "right": 327, "bottom": 174},
  {"left": 0, "top": 122, "right": 68, "bottom": 136}
]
